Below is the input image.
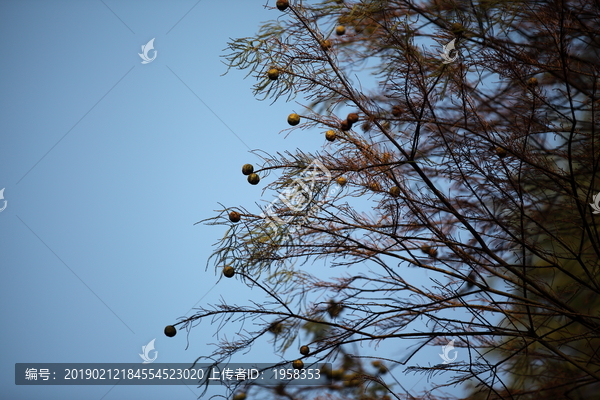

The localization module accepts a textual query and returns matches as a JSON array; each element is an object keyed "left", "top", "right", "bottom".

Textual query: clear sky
[{"left": 0, "top": 1, "right": 464, "bottom": 399}]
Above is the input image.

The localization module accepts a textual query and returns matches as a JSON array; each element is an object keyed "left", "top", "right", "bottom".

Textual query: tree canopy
[{"left": 171, "top": 1, "right": 600, "bottom": 399}]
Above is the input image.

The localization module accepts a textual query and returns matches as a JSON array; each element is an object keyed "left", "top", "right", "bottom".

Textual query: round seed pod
[
  {"left": 344, "top": 374, "right": 361, "bottom": 387},
  {"left": 450, "top": 22, "right": 465, "bottom": 35},
  {"left": 495, "top": 147, "right": 508, "bottom": 158},
  {"left": 288, "top": 113, "right": 301, "bottom": 126},
  {"left": 389, "top": 186, "right": 401, "bottom": 197},
  {"left": 369, "top": 182, "right": 381, "bottom": 191},
  {"left": 223, "top": 266, "right": 235, "bottom": 278},
  {"left": 267, "top": 68, "right": 280, "bottom": 80},
  {"left": 347, "top": 113, "right": 359, "bottom": 124},
  {"left": 276, "top": 0, "right": 289, "bottom": 11},
  {"left": 275, "top": 384, "right": 286, "bottom": 396},
  {"left": 327, "top": 300, "right": 343, "bottom": 318},
  {"left": 325, "top": 130, "right": 336, "bottom": 142},
  {"left": 164, "top": 325, "right": 177, "bottom": 337},
  {"left": 247, "top": 173, "right": 260, "bottom": 185},
  {"left": 268, "top": 321, "right": 283, "bottom": 334},
  {"left": 331, "top": 369, "right": 344, "bottom": 380},
  {"left": 340, "top": 119, "right": 352, "bottom": 131},
  {"left": 527, "top": 77, "right": 538, "bottom": 87},
  {"left": 233, "top": 392, "right": 247, "bottom": 400},
  {"left": 300, "top": 345, "right": 310, "bottom": 355},
  {"left": 241, "top": 163, "right": 254, "bottom": 175},
  {"left": 292, "top": 359, "right": 304, "bottom": 369},
  {"left": 337, "top": 176, "right": 347, "bottom": 186},
  {"left": 228, "top": 211, "right": 241, "bottom": 223},
  {"left": 321, "top": 364, "right": 333, "bottom": 379},
  {"left": 335, "top": 26, "right": 346, "bottom": 36},
  {"left": 421, "top": 245, "right": 438, "bottom": 258},
  {"left": 320, "top": 40, "right": 332, "bottom": 51},
  {"left": 361, "top": 121, "right": 372, "bottom": 132},
  {"left": 372, "top": 360, "right": 387, "bottom": 374}
]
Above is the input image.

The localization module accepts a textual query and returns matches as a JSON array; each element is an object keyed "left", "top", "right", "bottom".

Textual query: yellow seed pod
[{"left": 287, "top": 113, "right": 301, "bottom": 126}]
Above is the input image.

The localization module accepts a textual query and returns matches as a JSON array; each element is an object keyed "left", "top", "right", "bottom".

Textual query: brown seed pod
[
  {"left": 381, "top": 152, "right": 392, "bottom": 163},
  {"left": 340, "top": 119, "right": 352, "bottom": 131},
  {"left": 347, "top": 113, "right": 359, "bottom": 124},
  {"left": 325, "top": 130, "right": 336, "bottom": 142},
  {"left": 287, "top": 113, "right": 301, "bottom": 126},
  {"left": 391, "top": 105, "right": 402, "bottom": 117},
  {"left": 335, "top": 26, "right": 346, "bottom": 36},
  {"left": 320, "top": 364, "right": 333, "bottom": 379},
  {"left": 247, "top": 173, "right": 260, "bottom": 185},
  {"left": 276, "top": 0, "right": 289, "bottom": 11},
  {"left": 327, "top": 300, "right": 343, "bottom": 318},
  {"left": 527, "top": 77, "right": 538, "bottom": 87},
  {"left": 233, "top": 392, "right": 247, "bottom": 400},
  {"left": 223, "top": 266, "right": 235, "bottom": 278},
  {"left": 421, "top": 245, "right": 438, "bottom": 258},
  {"left": 320, "top": 40, "right": 332, "bottom": 51},
  {"left": 495, "top": 147, "right": 508, "bottom": 158},
  {"left": 274, "top": 384, "right": 286, "bottom": 396},
  {"left": 331, "top": 369, "right": 344, "bottom": 380},
  {"left": 369, "top": 182, "right": 381, "bottom": 192},
  {"left": 292, "top": 359, "right": 304, "bottom": 369},
  {"left": 450, "top": 22, "right": 465, "bottom": 35},
  {"left": 361, "top": 121, "right": 372, "bottom": 132},
  {"left": 344, "top": 374, "right": 361, "bottom": 387},
  {"left": 336, "top": 176, "right": 347, "bottom": 186},
  {"left": 164, "top": 325, "right": 177, "bottom": 337},
  {"left": 268, "top": 321, "right": 284, "bottom": 334},
  {"left": 228, "top": 211, "right": 241, "bottom": 223},
  {"left": 267, "top": 68, "right": 280, "bottom": 80},
  {"left": 241, "top": 163, "right": 254, "bottom": 175},
  {"left": 372, "top": 360, "right": 387, "bottom": 374},
  {"left": 300, "top": 345, "right": 310, "bottom": 355},
  {"left": 389, "top": 186, "right": 401, "bottom": 197}
]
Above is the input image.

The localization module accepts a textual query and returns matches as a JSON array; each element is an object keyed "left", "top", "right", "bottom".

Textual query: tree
[{"left": 170, "top": 0, "right": 600, "bottom": 399}]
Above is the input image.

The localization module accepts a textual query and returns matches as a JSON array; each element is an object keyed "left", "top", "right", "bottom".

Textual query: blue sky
[{"left": 0, "top": 1, "right": 465, "bottom": 399}]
